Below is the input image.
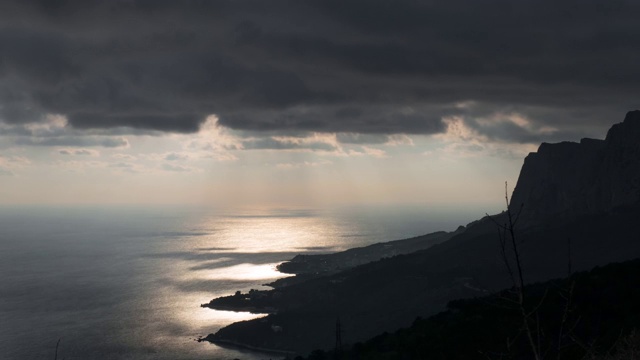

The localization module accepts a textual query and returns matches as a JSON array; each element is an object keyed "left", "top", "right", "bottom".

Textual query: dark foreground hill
[
  {"left": 297, "top": 258, "right": 640, "bottom": 360},
  {"left": 202, "top": 111, "right": 640, "bottom": 355}
]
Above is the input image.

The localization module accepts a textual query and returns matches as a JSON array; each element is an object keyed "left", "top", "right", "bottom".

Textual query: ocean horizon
[{"left": 0, "top": 204, "right": 489, "bottom": 359}]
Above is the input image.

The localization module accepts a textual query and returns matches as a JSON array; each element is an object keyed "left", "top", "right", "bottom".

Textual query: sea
[{"left": 0, "top": 204, "right": 488, "bottom": 359}]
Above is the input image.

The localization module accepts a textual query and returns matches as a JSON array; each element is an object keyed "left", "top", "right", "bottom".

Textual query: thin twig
[{"left": 54, "top": 338, "right": 61, "bottom": 360}]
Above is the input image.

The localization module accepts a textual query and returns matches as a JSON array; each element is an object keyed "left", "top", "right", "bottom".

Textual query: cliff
[{"left": 510, "top": 110, "right": 640, "bottom": 221}]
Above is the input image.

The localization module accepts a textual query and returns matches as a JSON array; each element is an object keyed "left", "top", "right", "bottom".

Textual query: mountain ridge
[{"left": 511, "top": 110, "right": 640, "bottom": 222}]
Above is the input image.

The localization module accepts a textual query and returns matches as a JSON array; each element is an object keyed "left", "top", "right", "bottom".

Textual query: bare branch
[{"left": 54, "top": 338, "right": 61, "bottom": 360}]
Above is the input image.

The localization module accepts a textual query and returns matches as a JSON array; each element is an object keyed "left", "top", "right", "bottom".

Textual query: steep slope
[
  {"left": 299, "top": 259, "right": 640, "bottom": 360},
  {"left": 510, "top": 110, "right": 640, "bottom": 221}
]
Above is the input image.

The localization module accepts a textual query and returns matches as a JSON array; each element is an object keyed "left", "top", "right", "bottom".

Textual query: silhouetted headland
[
  {"left": 511, "top": 110, "right": 640, "bottom": 222},
  {"left": 202, "top": 111, "right": 640, "bottom": 355}
]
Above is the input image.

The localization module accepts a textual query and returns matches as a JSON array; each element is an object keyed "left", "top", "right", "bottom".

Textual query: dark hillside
[{"left": 297, "top": 258, "right": 640, "bottom": 359}]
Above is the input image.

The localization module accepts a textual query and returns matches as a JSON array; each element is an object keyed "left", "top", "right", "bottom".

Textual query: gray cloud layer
[{"left": 0, "top": 0, "right": 639, "bottom": 142}]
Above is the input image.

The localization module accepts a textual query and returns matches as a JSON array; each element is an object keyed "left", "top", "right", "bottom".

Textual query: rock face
[{"left": 510, "top": 110, "right": 640, "bottom": 221}]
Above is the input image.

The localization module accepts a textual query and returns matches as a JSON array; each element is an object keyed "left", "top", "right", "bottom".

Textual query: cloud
[
  {"left": 360, "top": 146, "right": 388, "bottom": 158},
  {"left": 16, "top": 136, "right": 129, "bottom": 148},
  {"left": 0, "top": 0, "right": 637, "bottom": 140},
  {"left": 1, "top": 115, "right": 130, "bottom": 148},
  {"left": 58, "top": 148, "right": 99, "bottom": 156},
  {"left": 442, "top": 109, "right": 591, "bottom": 144},
  {"left": 217, "top": 105, "right": 447, "bottom": 135},
  {"left": 182, "top": 115, "right": 241, "bottom": 160},
  {"left": 336, "top": 133, "right": 414, "bottom": 146},
  {"left": 242, "top": 136, "right": 337, "bottom": 152},
  {"left": 164, "top": 152, "right": 189, "bottom": 161},
  {"left": 342, "top": 146, "right": 388, "bottom": 159},
  {"left": 429, "top": 116, "right": 539, "bottom": 159},
  {"left": 336, "top": 133, "right": 388, "bottom": 145},
  {"left": 385, "top": 134, "right": 414, "bottom": 146}
]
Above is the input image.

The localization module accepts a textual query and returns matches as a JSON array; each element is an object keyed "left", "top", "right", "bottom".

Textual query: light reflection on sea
[{"left": 0, "top": 205, "right": 483, "bottom": 359}]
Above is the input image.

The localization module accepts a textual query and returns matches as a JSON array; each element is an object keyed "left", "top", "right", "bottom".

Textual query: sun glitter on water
[{"left": 204, "top": 262, "right": 293, "bottom": 281}]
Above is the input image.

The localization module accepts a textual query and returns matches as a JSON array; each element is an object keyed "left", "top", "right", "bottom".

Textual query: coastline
[
  {"left": 198, "top": 228, "right": 468, "bottom": 354},
  {"left": 200, "top": 303, "right": 276, "bottom": 314},
  {"left": 201, "top": 335, "right": 297, "bottom": 357}
]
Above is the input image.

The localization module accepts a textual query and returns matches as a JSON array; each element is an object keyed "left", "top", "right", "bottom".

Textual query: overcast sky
[{"left": 0, "top": 0, "right": 638, "bottom": 208}]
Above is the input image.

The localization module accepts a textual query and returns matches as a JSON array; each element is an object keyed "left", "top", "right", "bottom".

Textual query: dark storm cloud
[
  {"left": 464, "top": 116, "right": 591, "bottom": 144},
  {"left": 0, "top": 0, "right": 638, "bottom": 142},
  {"left": 0, "top": 119, "right": 149, "bottom": 148},
  {"left": 220, "top": 104, "right": 447, "bottom": 135}
]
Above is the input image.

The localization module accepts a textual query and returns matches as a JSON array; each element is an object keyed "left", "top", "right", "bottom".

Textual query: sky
[{"left": 0, "top": 0, "right": 638, "bottom": 208}]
